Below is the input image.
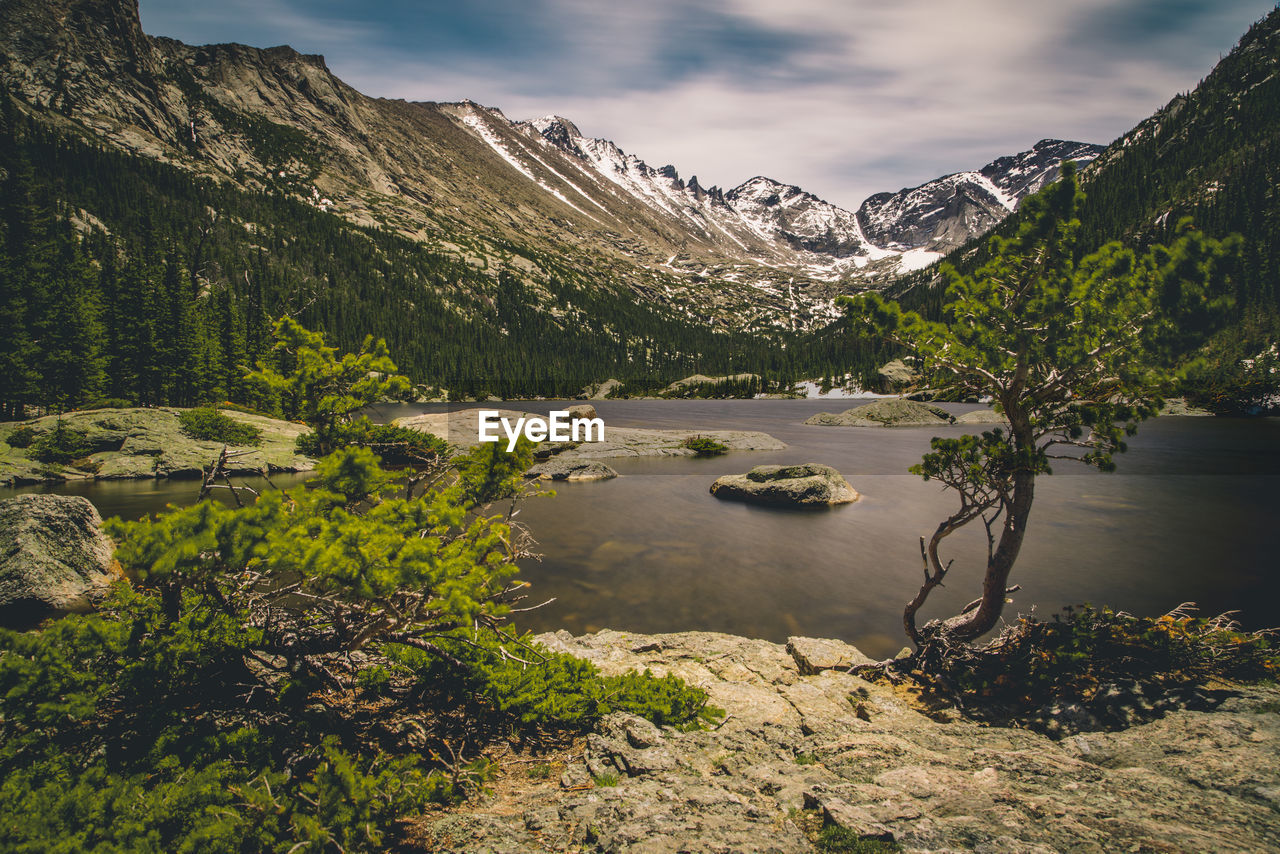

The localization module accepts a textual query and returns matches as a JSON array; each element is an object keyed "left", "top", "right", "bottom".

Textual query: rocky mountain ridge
[
  {"left": 0, "top": 0, "right": 1099, "bottom": 330},
  {"left": 858, "top": 139, "right": 1103, "bottom": 253}
]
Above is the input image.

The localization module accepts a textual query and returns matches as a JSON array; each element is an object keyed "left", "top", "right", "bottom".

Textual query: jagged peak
[
  {"left": 259, "top": 44, "right": 328, "bottom": 70},
  {"left": 725, "top": 176, "right": 827, "bottom": 210},
  {"left": 531, "top": 114, "right": 582, "bottom": 139},
  {"left": 733, "top": 176, "right": 792, "bottom": 192}
]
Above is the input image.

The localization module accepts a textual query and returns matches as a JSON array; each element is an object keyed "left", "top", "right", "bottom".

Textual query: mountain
[
  {"left": 857, "top": 140, "right": 1103, "bottom": 254},
  {"left": 0, "top": 0, "right": 1096, "bottom": 333},
  {"left": 900, "top": 7, "right": 1280, "bottom": 303},
  {"left": 890, "top": 8, "right": 1280, "bottom": 411}
]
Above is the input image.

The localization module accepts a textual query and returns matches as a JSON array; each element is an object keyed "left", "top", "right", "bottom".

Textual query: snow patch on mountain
[
  {"left": 459, "top": 107, "right": 604, "bottom": 222},
  {"left": 459, "top": 107, "right": 1100, "bottom": 286}
]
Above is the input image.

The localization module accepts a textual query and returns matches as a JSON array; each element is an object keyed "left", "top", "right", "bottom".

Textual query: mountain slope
[{"left": 0, "top": 0, "right": 1098, "bottom": 332}]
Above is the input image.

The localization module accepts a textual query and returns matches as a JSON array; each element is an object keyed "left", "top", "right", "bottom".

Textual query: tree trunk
[{"left": 941, "top": 466, "right": 1035, "bottom": 641}]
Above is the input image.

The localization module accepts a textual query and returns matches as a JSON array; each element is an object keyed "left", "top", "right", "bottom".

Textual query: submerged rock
[
  {"left": 804, "top": 399, "right": 955, "bottom": 427},
  {"left": 710, "top": 463, "right": 858, "bottom": 507},
  {"left": 0, "top": 494, "right": 119, "bottom": 627}
]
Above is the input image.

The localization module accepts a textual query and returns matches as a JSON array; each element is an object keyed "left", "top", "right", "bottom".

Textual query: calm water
[{"left": 8, "top": 400, "right": 1279, "bottom": 659}]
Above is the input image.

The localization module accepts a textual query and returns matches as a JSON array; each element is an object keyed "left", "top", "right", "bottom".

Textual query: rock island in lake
[{"left": 710, "top": 464, "right": 859, "bottom": 507}]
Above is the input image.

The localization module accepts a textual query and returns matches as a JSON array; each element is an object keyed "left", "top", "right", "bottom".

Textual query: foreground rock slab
[
  {"left": 710, "top": 464, "right": 858, "bottom": 507},
  {"left": 0, "top": 494, "right": 119, "bottom": 627},
  {"left": 411, "top": 629, "right": 1280, "bottom": 853},
  {"left": 805, "top": 399, "right": 955, "bottom": 427}
]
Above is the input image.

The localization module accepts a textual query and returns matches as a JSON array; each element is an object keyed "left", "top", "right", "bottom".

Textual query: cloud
[{"left": 138, "top": 0, "right": 1276, "bottom": 211}]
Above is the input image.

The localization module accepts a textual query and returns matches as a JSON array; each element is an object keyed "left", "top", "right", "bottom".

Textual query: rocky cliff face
[
  {"left": 411, "top": 629, "right": 1280, "bottom": 853},
  {"left": 857, "top": 140, "right": 1104, "bottom": 254},
  {"left": 0, "top": 0, "right": 1099, "bottom": 329}
]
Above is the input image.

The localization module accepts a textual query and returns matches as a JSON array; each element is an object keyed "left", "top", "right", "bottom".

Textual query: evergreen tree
[
  {"left": 844, "top": 164, "right": 1240, "bottom": 647},
  {"left": 34, "top": 224, "right": 104, "bottom": 409}
]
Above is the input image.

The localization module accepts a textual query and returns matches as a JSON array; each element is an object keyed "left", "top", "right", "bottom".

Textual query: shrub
[
  {"left": 0, "top": 594, "right": 464, "bottom": 853},
  {"left": 4, "top": 425, "right": 37, "bottom": 448},
  {"left": 817, "top": 825, "right": 900, "bottom": 852},
  {"left": 243, "top": 317, "right": 411, "bottom": 456},
  {"left": 902, "top": 604, "right": 1279, "bottom": 736},
  {"left": 297, "top": 419, "right": 447, "bottom": 466},
  {"left": 682, "top": 435, "right": 728, "bottom": 456},
  {"left": 178, "top": 406, "right": 263, "bottom": 446},
  {"left": 87, "top": 438, "right": 712, "bottom": 846},
  {"left": 386, "top": 627, "right": 721, "bottom": 732},
  {"left": 29, "top": 421, "right": 92, "bottom": 464}
]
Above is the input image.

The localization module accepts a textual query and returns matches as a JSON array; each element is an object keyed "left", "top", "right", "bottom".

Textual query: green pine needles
[{"left": 0, "top": 322, "right": 715, "bottom": 852}]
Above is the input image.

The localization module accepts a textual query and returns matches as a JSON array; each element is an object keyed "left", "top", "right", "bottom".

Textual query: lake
[{"left": 7, "top": 400, "right": 1279, "bottom": 659}]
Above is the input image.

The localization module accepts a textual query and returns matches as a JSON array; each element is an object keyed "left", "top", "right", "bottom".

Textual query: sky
[{"left": 138, "top": 0, "right": 1278, "bottom": 212}]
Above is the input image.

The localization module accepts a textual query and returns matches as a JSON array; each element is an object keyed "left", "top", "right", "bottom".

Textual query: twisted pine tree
[{"left": 843, "top": 162, "right": 1239, "bottom": 648}]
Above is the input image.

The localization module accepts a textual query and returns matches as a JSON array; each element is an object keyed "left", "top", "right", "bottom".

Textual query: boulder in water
[
  {"left": 526, "top": 459, "right": 618, "bottom": 482},
  {"left": 710, "top": 463, "right": 858, "bottom": 507},
  {"left": 804, "top": 399, "right": 954, "bottom": 427}
]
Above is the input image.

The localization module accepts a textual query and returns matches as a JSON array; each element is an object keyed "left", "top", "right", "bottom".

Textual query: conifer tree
[
  {"left": 843, "top": 163, "right": 1240, "bottom": 647},
  {"left": 244, "top": 316, "right": 413, "bottom": 454}
]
